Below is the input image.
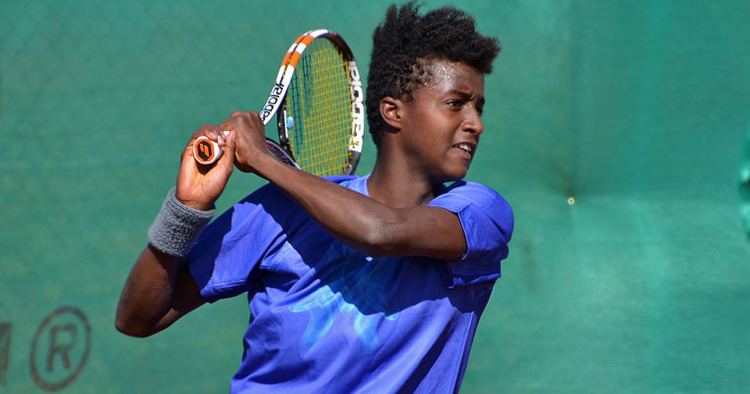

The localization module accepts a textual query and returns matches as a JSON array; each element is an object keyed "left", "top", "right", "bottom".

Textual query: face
[{"left": 398, "top": 60, "right": 485, "bottom": 183}]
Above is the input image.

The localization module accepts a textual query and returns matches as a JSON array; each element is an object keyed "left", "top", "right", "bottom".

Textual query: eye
[{"left": 445, "top": 99, "right": 464, "bottom": 109}]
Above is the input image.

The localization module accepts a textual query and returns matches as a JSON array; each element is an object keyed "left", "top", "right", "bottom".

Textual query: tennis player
[{"left": 117, "top": 3, "right": 513, "bottom": 393}]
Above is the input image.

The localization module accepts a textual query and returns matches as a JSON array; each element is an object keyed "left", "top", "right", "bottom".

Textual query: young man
[{"left": 116, "top": 3, "right": 513, "bottom": 393}]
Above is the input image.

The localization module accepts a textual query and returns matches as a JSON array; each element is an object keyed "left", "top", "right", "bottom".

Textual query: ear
[{"left": 379, "top": 96, "right": 403, "bottom": 130}]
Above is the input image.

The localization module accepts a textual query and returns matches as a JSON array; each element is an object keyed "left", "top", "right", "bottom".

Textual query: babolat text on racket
[{"left": 193, "top": 29, "right": 364, "bottom": 176}]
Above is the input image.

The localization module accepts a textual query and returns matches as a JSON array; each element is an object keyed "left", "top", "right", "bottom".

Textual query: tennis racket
[{"left": 193, "top": 29, "right": 364, "bottom": 176}]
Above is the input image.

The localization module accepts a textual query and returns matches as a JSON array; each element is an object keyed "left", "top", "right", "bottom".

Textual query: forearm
[{"left": 253, "top": 154, "right": 399, "bottom": 255}]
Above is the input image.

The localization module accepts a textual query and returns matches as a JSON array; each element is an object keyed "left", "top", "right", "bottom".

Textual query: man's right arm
[
  {"left": 115, "top": 245, "right": 204, "bottom": 337},
  {"left": 115, "top": 126, "right": 236, "bottom": 337}
]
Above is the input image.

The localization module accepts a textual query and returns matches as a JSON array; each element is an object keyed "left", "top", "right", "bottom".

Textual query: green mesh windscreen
[{"left": 1, "top": 1, "right": 749, "bottom": 393}]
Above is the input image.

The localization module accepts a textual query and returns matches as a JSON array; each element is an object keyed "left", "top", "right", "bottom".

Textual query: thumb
[{"left": 218, "top": 130, "right": 236, "bottom": 170}]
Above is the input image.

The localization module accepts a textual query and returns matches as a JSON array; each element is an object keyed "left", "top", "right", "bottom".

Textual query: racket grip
[{"left": 193, "top": 136, "right": 222, "bottom": 166}]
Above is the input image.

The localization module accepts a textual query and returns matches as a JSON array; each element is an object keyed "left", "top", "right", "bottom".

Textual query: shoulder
[
  {"left": 432, "top": 180, "right": 512, "bottom": 214},
  {"left": 429, "top": 180, "right": 514, "bottom": 241}
]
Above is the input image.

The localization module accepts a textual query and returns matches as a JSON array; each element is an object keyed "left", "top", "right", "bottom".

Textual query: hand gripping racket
[{"left": 193, "top": 29, "right": 364, "bottom": 176}]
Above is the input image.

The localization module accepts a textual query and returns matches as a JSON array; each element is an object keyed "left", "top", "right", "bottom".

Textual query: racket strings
[{"left": 287, "top": 38, "right": 352, "bottom": 176}]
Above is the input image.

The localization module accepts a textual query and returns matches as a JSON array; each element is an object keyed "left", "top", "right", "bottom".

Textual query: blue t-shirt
[{"left": 187, "top": 175, "right": 513, "bottom": 393}]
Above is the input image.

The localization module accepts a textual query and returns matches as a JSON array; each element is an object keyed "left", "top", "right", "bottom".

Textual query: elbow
[
  {"left": 358, "top": 225, "right": 398, "bottom": 257},
  {"left": 115, "top": 320, "right": 155, "bottom": 338},
  {"left": 115, "top": 312, "right": 156, "bottom": 338}
]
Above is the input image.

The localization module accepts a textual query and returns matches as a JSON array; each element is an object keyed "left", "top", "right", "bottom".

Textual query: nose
[{"left": 462, "top": 107, "right": 484, "bottom": 136}]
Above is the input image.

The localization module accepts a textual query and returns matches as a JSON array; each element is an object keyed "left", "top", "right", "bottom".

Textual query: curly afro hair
[{"left": 366, "top": 2, "right": 501, "bottom": 147}]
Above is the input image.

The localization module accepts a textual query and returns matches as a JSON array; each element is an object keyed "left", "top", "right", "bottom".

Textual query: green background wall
[{"left": 2, "top": 1, "right": 749, "bottom": 392}]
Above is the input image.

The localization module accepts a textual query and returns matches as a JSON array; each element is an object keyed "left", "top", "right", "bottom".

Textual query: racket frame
[
  {"left": 261, "top": 29, "right": 364, "bottom": 175},
  {"left": 193, "top": 29, "right": 363, "bottom": 175}
]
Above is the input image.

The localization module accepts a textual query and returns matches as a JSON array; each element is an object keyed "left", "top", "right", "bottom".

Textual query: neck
[{"left": 367, "top": 149, "right": 442, "bottom": 209}]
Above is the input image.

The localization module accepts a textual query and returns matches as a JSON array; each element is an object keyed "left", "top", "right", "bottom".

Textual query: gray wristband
[{"left": 147, "top": 188, "right": 215, "bottom": 257}]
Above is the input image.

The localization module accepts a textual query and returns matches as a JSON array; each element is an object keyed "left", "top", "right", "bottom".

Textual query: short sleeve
[
  {"left": 428, "top": 181, "right": 514, "bottom": 287},
  {"left": 187, "top": 184, "right": 289, "bottom": 302}
]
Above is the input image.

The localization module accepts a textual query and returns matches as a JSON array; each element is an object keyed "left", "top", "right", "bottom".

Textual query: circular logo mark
[{"left": 30, "top": 307, "right": 91, "bottom": 391}]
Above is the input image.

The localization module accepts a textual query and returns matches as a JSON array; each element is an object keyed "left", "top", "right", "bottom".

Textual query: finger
[
  {"left": 219, "top": 129, "right": 232, "bottom": 145},
  {"left": 221, "top": 130, "right": 235, "bottom": 149},
  {"left": 190, "top": 125, "right": 219, "bottom": 140},
  {"left": 218, "top": 130, "right": 236, "bottom": 169},
  {"left": 218, "top": 118, "right": 236, "bottom": 133},
  {"left": 207, "top": 130, "right": 220, "bottom": 145}
]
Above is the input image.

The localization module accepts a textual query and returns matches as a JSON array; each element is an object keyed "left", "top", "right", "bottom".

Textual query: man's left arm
[{"left": 225, "top": 111, "right": 509, "bottom": 261}]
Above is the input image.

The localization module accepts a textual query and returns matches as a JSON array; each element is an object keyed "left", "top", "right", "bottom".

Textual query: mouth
[{"left": 451, "top": 142, "right": 476, "bottom": 159}]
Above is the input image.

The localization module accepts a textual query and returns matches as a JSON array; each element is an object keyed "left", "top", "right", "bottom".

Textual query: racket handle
[{"left": 193, "top": 136, "right": 222, "bottom": 166}]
